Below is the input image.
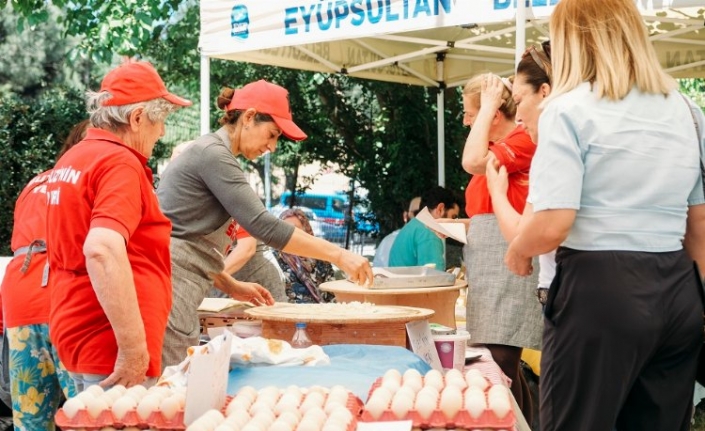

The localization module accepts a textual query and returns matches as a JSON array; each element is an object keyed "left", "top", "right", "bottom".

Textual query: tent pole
[
  {"left": 436, "top": 53, "right": 446, "bottom": 187},
  {"left": 516, "top": 0, "right": 527, "bottom": 66},
  {"left": 200, "top": 55, "right": 211, "bottom": 136}
]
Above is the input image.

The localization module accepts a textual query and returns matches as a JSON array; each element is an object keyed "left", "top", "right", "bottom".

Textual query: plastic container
[
  {"left": 433, "top": 330, "right": 471, "bottom": 371},
  {"left": 291, "top": 322, "right": 313, "bottom": 348}
]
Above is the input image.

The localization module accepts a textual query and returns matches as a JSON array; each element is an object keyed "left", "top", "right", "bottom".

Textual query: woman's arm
[
  {"left": 505, "top": 209, "right": 576, "bottom": 276},
  {"left": 223, "top": 236, "right": 257, "bottom": 274},
  {"left": 281, "top": 229, "right": 373, "bottom": 285},
  {"left": 486, "top": 155, "right": 523, "bottom": 242},
  {"left": 684, "top": 204, "right": 705, "bottom": 274},
  {"left": 461, "top": 75, "right": 505, "bottom": 175}
]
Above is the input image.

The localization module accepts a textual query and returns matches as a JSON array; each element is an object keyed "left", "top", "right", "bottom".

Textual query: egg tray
[
  {"left": 55, "top": 405, "right": 186, "bottom": 430},
  {"left": 359, "top": 378, "right": 515, "bottom": 430},
  {"left": 222, "top": 391, "right": 364, "bottom": 431}
]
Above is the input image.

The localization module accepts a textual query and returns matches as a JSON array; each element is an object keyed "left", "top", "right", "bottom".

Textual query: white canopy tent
[{"left": 199, "top": 0, "right": 705, "bottom": 185}]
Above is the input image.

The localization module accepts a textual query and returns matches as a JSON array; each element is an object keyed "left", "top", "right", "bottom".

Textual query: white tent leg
[
  {"left": 516, "top": 0, "right": 527, "bottom": 65},
  {"left": 437, "top": 55, "right": 445, "bottom": 187},
  {"left": 200, "top": 55, "right": 211, "bottom": 136}
]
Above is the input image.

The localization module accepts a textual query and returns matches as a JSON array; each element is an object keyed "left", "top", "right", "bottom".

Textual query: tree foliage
[
  {"left": 0, "top": 88, "right": 86, "bottom": 255},
  {"left": 5, "top": 0, "right": 705, "bottom": 247}
]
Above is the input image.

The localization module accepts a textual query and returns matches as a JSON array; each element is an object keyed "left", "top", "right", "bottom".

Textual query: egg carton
[
  {"left": 220, "top": 390, "right": 363, "bottom": 431},
  {"left": 360, "top": 405, "right": 515, "bottom": 430},
  {"left": 360, "top": 378, "right": 515, "bottom": 430},
  {"left": 55, "top": 404, "right": 186, "bottom": 430}
]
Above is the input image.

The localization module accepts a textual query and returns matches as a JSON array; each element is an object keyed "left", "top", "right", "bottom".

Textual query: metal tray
[{"left": 368, "top": 266, "right": 457, "bottom": 290}]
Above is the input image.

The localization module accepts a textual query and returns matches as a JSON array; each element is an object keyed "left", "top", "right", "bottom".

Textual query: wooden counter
[
  {"left": 320, "top": 279, "right": 466, "bottom": 328},
  {"left": 245, "top": 303, "right": 434, "bottom": 347}
]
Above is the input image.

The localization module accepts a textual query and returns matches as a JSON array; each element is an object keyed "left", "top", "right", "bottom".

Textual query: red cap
[
  {"left": 100, "top": 61, "right": 192, "bottom": 107},
  {"left": 227, "top": 80, "right": 307, "bottom": 141}
]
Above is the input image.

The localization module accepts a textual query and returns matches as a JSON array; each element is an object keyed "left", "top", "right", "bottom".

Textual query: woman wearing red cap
[
  {"left": 46, "top": 61, "right": 194, "bottom": 391},
  {"left": 157, "top": 79, "right": 373, "bottom": 368}
]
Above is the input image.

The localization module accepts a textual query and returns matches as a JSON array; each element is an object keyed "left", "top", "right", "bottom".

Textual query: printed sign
[
  {"left": 184, "top": 331, "right": 233, "bottom": 425},
  {"left": 406, "top": 319, "right": 443, "bottom": 371}
]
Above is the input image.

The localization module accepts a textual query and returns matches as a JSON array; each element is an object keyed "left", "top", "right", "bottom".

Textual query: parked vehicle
[{"left": 277, "top": 192, "right": 378, "bottom": 242}]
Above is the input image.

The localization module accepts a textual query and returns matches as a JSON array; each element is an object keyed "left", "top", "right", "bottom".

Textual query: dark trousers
[{"left": 540, "top": 248, "right": 703, "bottom": 431}]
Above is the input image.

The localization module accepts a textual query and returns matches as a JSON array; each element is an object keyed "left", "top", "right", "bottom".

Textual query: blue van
[{"left": 279, "top": 192, "right": 348, "bottom": 226}]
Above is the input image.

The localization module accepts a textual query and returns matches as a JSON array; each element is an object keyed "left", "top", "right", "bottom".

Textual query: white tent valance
[
  {"left": 199, "top": 0, "right": 705, "bottom": 186},
  {"left": 200, "top": 0, "right": 705, "bottom": 87}
]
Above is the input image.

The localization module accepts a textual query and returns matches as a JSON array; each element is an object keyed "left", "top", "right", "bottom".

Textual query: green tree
[{"left": 0, "top": 88, "right": 86, "bottom": 255}]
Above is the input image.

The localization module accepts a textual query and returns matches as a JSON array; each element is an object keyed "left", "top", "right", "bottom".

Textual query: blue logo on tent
[{"left": 231, "top": 4, "right": 249, "bottom": 39}]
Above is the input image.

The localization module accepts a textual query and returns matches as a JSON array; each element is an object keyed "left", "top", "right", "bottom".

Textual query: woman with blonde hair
[
  {"left": 504, "top": 0, "right": 705, "bottom": 429},
  {"left": 460, "top": 72, "right": 542, "bottom": 424}
]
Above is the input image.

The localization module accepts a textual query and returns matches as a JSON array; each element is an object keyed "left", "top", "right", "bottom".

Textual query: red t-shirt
[
  {"left": 46, "top": 128, "right": 172, "bottom": 377},
  {"left": 0, "top": 171, "right": 53, "bottom": 328},
  {"left": 465, "top": 126, "right": 536, "bottom": 217}
]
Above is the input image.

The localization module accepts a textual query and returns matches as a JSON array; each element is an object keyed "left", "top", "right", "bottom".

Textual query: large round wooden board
[
  {"left": 320, "top": 278, "right": 467, "bottom": 295},
  {"left": 244, "top": 303, "right": 434, "bottom": 323}
]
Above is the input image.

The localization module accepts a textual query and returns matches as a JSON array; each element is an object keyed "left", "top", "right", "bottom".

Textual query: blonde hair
[
  {"left": 462, "top": 74, "right": 517, "bottom": 120},
  {"left": 548, "top": 0, "right": 675, "bottom": 102}
]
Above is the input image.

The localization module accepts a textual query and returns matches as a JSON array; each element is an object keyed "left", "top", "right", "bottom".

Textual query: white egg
[
  {"left": 240, "top": 424, "right": 263, "bottom": 431},
  {"left": 237, "top": 386, "right": 259, "bottom": 402},
  {"left": 62, "top": 397, "right": 86, "bottom": 419},
  {"left": 396, "top": 385, "right": 417, "bottom": 401},
  {"left": 223, "top": 412, "right": 250, "bottom": 429},
  {"left": 277, "top": 410, "right": 301, "bottom": 427},
  {"left": 107, "top": 384, "right": 127, "bottom": 396},
  {"left": 307, "top": 385, "right": 329, "bottom": 396},
  {"left": 254, "top": 393, "right": 278, "bottom": 408},
  {"left": 85, "top": 396, "right": 109, "bottom": 419},
  {"left": 214, "top": 425, "right": 234, "bottom": 431},
  {"left": 402, "top": 368, "right": 422, "bottom": 381},
  {"left": 125, "top": 385, "right": 148, "bottom": 402},
  {"left": 488, "top": 385, "right": 511, "bottom": 418},
  {"left": 390, "top": 392, "right": 413, "bottom": 419},
  {"left": 185, "top": 420, "right": 207, "bottom": 431},
  {"left": 85, "top": 384, "right": 105, "bottom": 397},
  {"left": 274, "top": 398, "right": 299, "bottom": 416},
  {"left": 281, "top": 392, "right": 303, "bottom": 405},
  {"left": 98, "top": 392, "right": 120, "bottom": 408},
  {"left": 444, "top": 369, "right": 467, "bottom": 389},
  {"left": 301, "top": 406, "right": 327, "bottom": 427},
  {"left": 413, "top": 392, "right": 437, "bottom": 420},
  {"left": 416, "top": 386, "right": 439, "bottom": 401},
  {"left": 300, "top": 392, "right": 325, "bottom": 412},
  {"left": 439, "top": 386, "right": 463, "bottom": 420},
  {"left": 257, "top": 386, "right": 281, "bottom": 401},
  {"left": 401, "top": 374, "right": 422, "bottom": 393},
  {"left": 284, "top": 385, "right": 303, "bottom": 398},
  {"left": 250, "top": 410, "right": 275, "bottom": 426},
  {"left": 327, "top": 407, "right": 353, "bottom": 425},
  {"left": 380, "top": 378, "right": 401, "bottom": 394},
  {"left": 248, "top": 414, "right": 273, "bottom": 429},
  {"left": 269, "top": 420, "right": 294, "bottom": 431},
  {"left": 322, "top": 400, "right": 346, "bottom": 415},
  {"left": 328, "top": 386, "right": 349, "bottom": 401},
  {"left": 382, "top": 368, "right": 401, "bottom": 383},
  {"left": 111, "top": 395, "right": 137, "bottom": 420},
  {"left": 136, "top": 395, "right": 160, "bottom": 420},
  {"left": 171, "top": 392, "right": 187, "bottom": 408},
  {"left": 296, "top": 418, "right": 320, "bottom": 431},
  {"left": 226, "top": 396, "right": 252, "bottom": 414},
  {"left": 322, "top": 416, "right": 348, "bottom": 430},
  {"left": 424, "top": 369, "right": 444, "bottom": 387},
  {"left": 160, "top": 395, "right": 181, "bottom": 420},
  {"left": 463, "top": 387, "right": 486, "bottom": 419},
  {"left": 249, "top": 400, "right": 274, "bottom": 416},
  {"left": 77, "top": 391, "right": 96, "bottom": 404},
  {"left": 465, "top": 369, "right": 489, "bottom": 390}
]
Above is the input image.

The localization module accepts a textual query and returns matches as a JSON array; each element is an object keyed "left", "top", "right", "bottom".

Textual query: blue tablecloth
[{"left": 227, "top": 344, "right": 431, "bottom": 401}]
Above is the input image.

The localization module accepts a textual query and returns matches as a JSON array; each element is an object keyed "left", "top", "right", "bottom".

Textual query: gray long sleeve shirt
[{"left": 157, "top": 127, "right": 293, "bottom": 250}]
